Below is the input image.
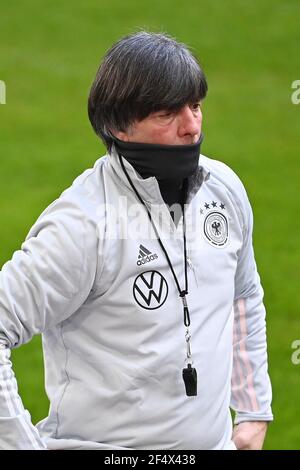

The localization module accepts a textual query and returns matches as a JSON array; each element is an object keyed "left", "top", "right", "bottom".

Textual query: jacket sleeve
[
  {"left": 0, "top": 344, "right": 46, "bottom": 449},
  {"left": 0, "top": 193, "right": 99, "bottom": 448},
  {"left": 231, "top": 187, "right": 273, "bottom": 424}
]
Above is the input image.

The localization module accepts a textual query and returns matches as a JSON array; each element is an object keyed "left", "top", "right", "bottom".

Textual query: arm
[
  {"left": 0, "top": 344, "right": 46, "bottom": 449},
  {"left": 0, "top": 194, "right": 98, "bottom": 449},
  {"left": 231, "top": 187, "right": 273, "bottom": 450}
]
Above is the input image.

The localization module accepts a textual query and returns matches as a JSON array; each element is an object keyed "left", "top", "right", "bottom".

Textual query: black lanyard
[
  {"left": 119, "top": 155, "right": 197, "bottom": 396},
  {"left": 119, "top": 155, "right": 190, "bottom": 325}
]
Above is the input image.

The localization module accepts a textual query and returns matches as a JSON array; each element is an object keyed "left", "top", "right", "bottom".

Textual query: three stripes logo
[
  {"left": 137, "top": 244, "right": 158, "bottom": 266},
  {"left": 133, "top": 270, "right": 168, "bottom": 310}
]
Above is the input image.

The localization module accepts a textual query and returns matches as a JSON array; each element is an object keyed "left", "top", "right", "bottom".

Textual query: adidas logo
[{"left": 137, "top": 244, "right": 158, "bottom": 266}]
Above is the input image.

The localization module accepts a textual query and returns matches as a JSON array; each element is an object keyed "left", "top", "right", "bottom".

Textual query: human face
[{"left": 115, "top": 103, "right": 202, "bottom": 145}]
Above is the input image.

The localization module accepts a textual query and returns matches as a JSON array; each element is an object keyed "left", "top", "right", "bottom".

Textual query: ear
[{"left": 114, "top": 131, "right": 130, "bottom": 142}]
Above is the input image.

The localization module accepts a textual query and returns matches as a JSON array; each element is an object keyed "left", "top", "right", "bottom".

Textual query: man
[{"left": 0, "top": 31, "right": 273, "bottom": 450}]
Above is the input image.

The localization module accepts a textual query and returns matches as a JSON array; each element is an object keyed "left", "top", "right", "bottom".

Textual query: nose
[{"left": 177, "top": 105, "right": 202, "bottom": 141}]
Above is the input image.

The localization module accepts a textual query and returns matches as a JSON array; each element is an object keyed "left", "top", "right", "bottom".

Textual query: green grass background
[{"left": 1, "top": 0, "right": 300, "bottom": 450}]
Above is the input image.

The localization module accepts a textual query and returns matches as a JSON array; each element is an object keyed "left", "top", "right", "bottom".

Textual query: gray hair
[{"left": 88, "top": 31, "right": 208, "bottom": 151}]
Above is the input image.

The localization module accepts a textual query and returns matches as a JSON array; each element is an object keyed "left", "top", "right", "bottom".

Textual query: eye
[
  {"left": 158, "top": 111, "right": 173, "bottom": 118},
  {"left": 190, "top": 102, "right": 200, "bottom": 112}
]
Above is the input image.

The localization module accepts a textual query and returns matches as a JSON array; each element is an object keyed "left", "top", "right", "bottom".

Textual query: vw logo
[{"left": 133, "top": 270, "right": 168, "bottom": 310}]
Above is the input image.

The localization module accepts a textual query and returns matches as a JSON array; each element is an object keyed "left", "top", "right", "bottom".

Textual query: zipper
[{"left": 187, "top": 256, "right": 199, "bottom": 288}]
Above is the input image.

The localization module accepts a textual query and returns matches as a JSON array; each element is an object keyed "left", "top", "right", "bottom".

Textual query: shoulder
[
  {"left": 200, "top": 154, "right": 246, "bottom": 197},
  {"left": 200, "top": 154, "right": 251, "bottom": 205},
  {"left": 199, "top": 154, "right": 253, "bottom": 229},
  {"left": 65, "top": 155, "right": 108, "bottom": 206},
  {"left": 53, "top": 155, "right": 108, "bottom": 214},
  {"left": 26, "top": 156, "right": 108, "bottom": 239}
]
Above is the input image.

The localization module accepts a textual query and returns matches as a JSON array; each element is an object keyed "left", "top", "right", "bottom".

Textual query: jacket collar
[{"left": 107, "top": 143, "right": 210, "bottom": 206}]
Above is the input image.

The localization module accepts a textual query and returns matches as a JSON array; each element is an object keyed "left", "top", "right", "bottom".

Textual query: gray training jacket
[{"left": 0, "top": 147, "right": 273, "bottom": 450}]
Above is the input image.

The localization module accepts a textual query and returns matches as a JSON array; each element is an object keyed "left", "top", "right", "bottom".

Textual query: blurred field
[{"left": 1, "top": 0, "right": 300, "bottom": 449}]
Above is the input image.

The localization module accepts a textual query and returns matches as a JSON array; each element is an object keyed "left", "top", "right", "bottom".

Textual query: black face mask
[{"left": 113, "top": 134, "right": 204, "bottom": 181}]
